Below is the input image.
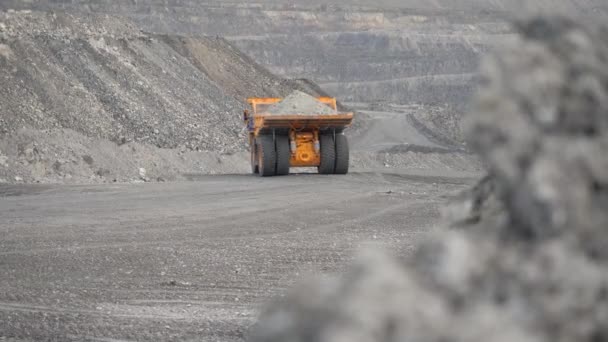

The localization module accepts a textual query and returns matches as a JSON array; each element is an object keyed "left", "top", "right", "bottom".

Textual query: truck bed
[{"left": 252, "top": 113, "right": 354, "bottom": 134}]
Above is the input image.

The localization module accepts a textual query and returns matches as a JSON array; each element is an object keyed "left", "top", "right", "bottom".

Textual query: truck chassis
[{"left": 244, "top": 97, "right": 354, "bottom": 177}]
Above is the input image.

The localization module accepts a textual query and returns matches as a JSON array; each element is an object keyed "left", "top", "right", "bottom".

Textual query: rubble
[
  {"left": 0, "top": 10, "right": 246, "bottom": 153},
  {"left": 138, "top": 167, "right": 150, "bottom": 182},
  {"left": 0, "top": 128, "right": 251, "bottom": 184},
  {"left": 266, "top": 91, "right": 337, "bottom": 115},
  {"left": 465, "top": 16, "right": 608, "bottom": 256}
]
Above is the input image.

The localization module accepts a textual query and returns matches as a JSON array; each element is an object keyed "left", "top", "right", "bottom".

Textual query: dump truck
[{"left": 243, "top": 96, "right": 354, "bottom": 177}]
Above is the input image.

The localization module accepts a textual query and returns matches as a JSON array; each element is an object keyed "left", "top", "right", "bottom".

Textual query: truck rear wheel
[
  {"left": 275, "top": 135, "right": 291, "bottom": 176},
  {"left": 251, "top": 141, "right": 259, "bottom": 174},
  {"left": 257, "top": 135, "right": 276, "bottom": 177},
  {"left": 334, "top": 134, "right": 349, "bottom": 174},
  {"left": 318, "top": 134, "right": 336, "bottom": 174}
]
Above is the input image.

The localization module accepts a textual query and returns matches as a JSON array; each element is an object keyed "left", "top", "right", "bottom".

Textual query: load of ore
[
  {"left": 248, "top": 16, "right": 608, "bottom": 342},
  {"left": 265, "top": 91, "right": 337, "bottom": 115}
]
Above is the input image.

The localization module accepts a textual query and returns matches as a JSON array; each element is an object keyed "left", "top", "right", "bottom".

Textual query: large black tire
[
  {"left": 250, "top": 140, "right": 259, "bottom": 174},
  {"left": 318, "top": 134, "right": 336, "bottom": 174},
  {"left": 334, "top": 134, "right": 349, "bottom": 174},
  {"left": 257, "top": 135, "right": 276, "bottom": 177},
  {"left": 275, "top": 135, "right": 291, "bottom": 176}
]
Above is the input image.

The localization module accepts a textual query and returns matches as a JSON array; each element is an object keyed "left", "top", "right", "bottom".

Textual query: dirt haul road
[{"left": 0, "top": 171, "right": 475, "bottom": 341}]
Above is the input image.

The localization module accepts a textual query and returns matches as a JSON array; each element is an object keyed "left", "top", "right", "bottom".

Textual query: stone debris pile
[{"left": 266, "top": 91, "right": 337, "bottom": 115}]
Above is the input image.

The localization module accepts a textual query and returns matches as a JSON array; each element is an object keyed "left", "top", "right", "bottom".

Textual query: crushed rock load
[
  {"left": 248, "top": 16, "right": 608, "bottom": 342},
  {"left": 266, "top": 91, "right": 337, "bottom": 115}
]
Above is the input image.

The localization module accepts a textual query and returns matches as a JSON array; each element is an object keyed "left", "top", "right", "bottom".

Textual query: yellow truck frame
[{"left": 243, "top": 97, "right": 354, "bottom": 177}]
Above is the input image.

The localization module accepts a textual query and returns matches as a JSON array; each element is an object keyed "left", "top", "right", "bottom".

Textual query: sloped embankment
[
  {"left": 0, "top": 11, "right": 302, "bottom": 152},
  {"left": 0, "top": 11, "right": 323, "bottom": 183}
]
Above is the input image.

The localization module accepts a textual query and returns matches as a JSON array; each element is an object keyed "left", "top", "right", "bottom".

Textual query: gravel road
[{"left": 0, "top": 171, "right": 476, "bottom": 341}]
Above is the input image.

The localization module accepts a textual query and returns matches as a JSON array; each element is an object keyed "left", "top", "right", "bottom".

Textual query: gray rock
[
  {"left": 23, "top": 148, "right": 36, "bottom": 163},
  {"left": 465, "top": 16, "right": 608, "bottom": 256},
  {"left": 265, "top": 91, "right": 336, "bottom": 115}
]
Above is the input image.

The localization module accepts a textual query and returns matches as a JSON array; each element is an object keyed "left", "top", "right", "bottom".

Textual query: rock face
[
  {"left": 3, "top": 1, "right": 606, "bottom": 111},
  {"left": 3, "top": 1, "right": 607, "bottom": 149},
  {"left": 0, "top": 1, "right": 509, "bottom": 111},
  {"left": 0, "top": 11, "right": 301, "bottom": 153},
  {"left": 249, "top": 16, "right": 608, "bottom": 342},
  {"left": 0, "top": 11, "right": 331, "bottom": 183},
  {"left": 7, "top": 0, "right": 604, "bottom": 158}
]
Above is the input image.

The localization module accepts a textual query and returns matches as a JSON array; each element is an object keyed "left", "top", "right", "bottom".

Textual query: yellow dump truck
[{"left": 243, "top": 97, "right": 354, "bottom": 177}]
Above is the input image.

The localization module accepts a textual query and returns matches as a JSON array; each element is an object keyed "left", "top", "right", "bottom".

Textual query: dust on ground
[{"left": 0, "top": 171, "right": 476, "bottom": 341}]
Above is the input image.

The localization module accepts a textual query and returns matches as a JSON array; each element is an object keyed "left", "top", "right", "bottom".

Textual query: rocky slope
[
  {"left": 3, "top": 2, "right": 607, "bottom": 144},
  {"left": 0, "top": 0, "right": 517, "bottom": 161},
  {"left": 0, "top": 10, "right": 332, "bottom": 184},
  {"left": 0, "top": 1, "right": 513, "bottom": 110},
  {"left": 5, "top": 1, "right": 605, "bottom": 110},
  {"left": 0, "top": 5, "right": 491, "bottom": 184},
  {"left": 0, "top": 11, "right": 314, "bottom": 152}
]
